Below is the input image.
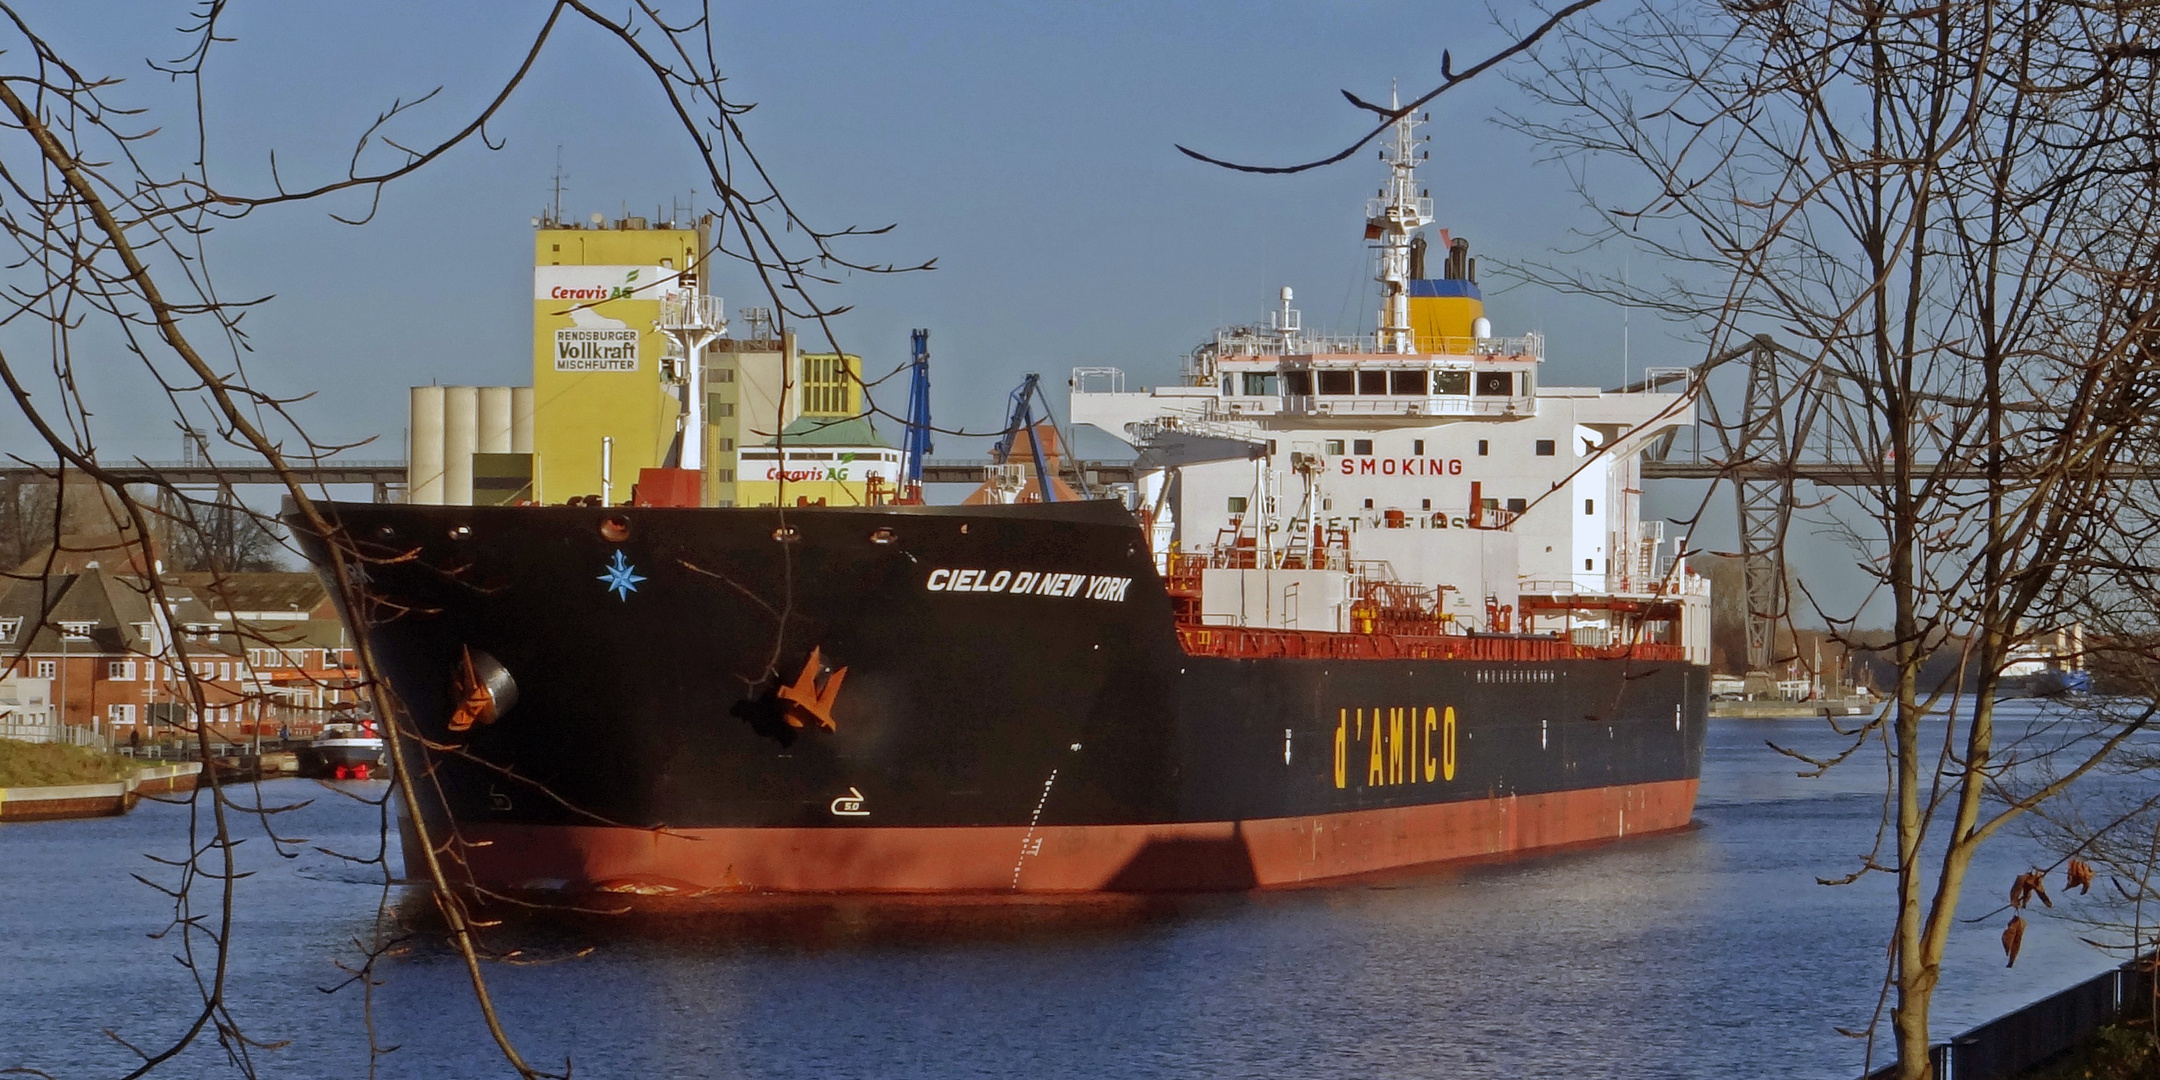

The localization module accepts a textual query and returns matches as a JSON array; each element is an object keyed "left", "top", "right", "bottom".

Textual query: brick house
[
  {"left": 0, "top": 565, "right": 361, "bottom": 745},
  {"left": 169, "top": 572, "right": 364, "bottom": 734}
]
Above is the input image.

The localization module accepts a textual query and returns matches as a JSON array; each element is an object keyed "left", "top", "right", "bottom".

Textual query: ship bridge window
[
  {"left": 1433, "top": 370, "right": 1469, "bottom": 395},
  {"left": 1476, "top": 370, "right": 1515, "bottom": 396},
  {"left": 1507, "top": 498, "right": 1527, "bottom": 513},
  {"left": 1352, "top": 439, "right": 1373, "bottom": 455},
  {"left": 1317, "top": 370, "right": 1354, "bottom": 395},
  {"left": 1284, "top": 371, "right": 1312, "bottom": 396},
  {"left": 1241, "top": 372, "right": 1278, "bottom": 396},
  {"left": 1390, "top": 370, "right": 1428, "bottom": 395},
  {"left": 1227, "top": 496, "right": 1248, "bottom": 514},
  {"left": 1358, "top": 370, "right": 1387, "bottom": 395},
  {"left": 1324, "top": 439, "right": 1344, "bottom": 455},
  {"left": 1536, "top": 439, "right": 1556, "bottom": 456}
]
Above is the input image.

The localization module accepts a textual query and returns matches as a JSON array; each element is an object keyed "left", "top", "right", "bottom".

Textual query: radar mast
[{"left": 1368, "top": 85, "right": 1432, "bottom": 354}]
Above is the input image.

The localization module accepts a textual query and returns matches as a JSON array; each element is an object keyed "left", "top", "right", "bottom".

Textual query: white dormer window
[
  {"left": 59, "top": 621, "right": 93, "bottom": 640},
  {"left": 0, "top": 617, "right": 19, "bottom": 644}
]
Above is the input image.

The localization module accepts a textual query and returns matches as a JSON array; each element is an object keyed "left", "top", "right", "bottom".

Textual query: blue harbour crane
[
  {"left": 900, "top": 328, "right": 933, "bottom": 503},
  {"left": 994, "top": 373, "right": 1059, "bottom": 503}
]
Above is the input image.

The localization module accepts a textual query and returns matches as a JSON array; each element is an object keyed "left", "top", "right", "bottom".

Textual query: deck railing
[{"left": 1175, "top": 624, "right": 1686, "bottom": 663}]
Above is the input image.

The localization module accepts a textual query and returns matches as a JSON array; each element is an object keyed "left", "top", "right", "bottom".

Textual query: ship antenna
[
  {"left": 1367, "top": 82, "right": 1431, "bottom": 354},
  {"left": 549, "top": 145, "right": 566, "bottom": 227}
]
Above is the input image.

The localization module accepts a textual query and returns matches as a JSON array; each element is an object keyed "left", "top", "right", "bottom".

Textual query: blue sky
[
  {"left": 10, "top": 3, "right": 1845, "bottom": 603},
  {"left": 12, "top": 1, "right": 1673, "bottom": 462}
]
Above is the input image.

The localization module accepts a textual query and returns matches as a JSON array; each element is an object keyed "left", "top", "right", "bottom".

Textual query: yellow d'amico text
[{"left": 1333, "top": 705, "right": 1457, "bottom": 789}]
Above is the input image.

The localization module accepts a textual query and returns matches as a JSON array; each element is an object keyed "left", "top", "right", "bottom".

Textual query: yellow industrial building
[
  {"left": 529, "top": 221, "right": 701, "bottom": 505},
  {"left": 406, "top": 214, "right": 894, "bottom": 509}
]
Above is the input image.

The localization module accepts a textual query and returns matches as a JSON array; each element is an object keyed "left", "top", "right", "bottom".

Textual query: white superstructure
[{"left": 1071, "top": 105, "right": 1709, "bottom": 662}]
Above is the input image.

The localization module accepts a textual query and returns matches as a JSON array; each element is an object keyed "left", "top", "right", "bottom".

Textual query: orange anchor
[
  {"left": 447, "top": 645, "right": 497, "bottom": 732},
  {"left": 776, "top": 647, "right": 846, "bottom": 731}
]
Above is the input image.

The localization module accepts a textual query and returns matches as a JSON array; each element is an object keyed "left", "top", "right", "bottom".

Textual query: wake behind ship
[{"left": 292, "top": 102, "right": 1710, "bottom": 898}]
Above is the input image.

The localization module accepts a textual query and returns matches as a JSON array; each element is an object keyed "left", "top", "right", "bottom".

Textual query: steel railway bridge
[{"left": 4, "top": 336, "right": 2136, "bottom": 669}]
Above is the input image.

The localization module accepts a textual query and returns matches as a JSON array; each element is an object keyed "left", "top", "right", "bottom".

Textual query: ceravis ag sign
[
  {"left": 739, "top": 448, "right": 902, "bottom": 484},
  {"left": 533, "top": 266, "right": 684, "bottom": 373}
]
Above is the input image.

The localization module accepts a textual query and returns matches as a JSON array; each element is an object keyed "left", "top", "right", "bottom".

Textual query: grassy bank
[{"left": 0, "top": 738, "right": 140, "bottom": 787}]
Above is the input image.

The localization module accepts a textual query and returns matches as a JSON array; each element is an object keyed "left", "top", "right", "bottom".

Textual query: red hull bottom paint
[{"left": 436, "top": 779, "right": 1699, "bottom": 897}]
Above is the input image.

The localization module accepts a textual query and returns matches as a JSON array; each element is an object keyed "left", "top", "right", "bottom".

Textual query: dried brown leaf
[
  {"left": 2010, "top": 870, "right": 2052, "bottom": 910},
  {"left": 2066, "top": 859, "right": 2094, "bottom": 895}
]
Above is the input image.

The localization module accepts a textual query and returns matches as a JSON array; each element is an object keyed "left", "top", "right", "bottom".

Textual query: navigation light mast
[{"left": 1369, "top": 85, "right": 1433, "bottom": 354}]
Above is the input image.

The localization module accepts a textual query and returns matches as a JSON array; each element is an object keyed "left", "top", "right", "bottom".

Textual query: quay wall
[{"left": 0, "top": 763, "right": 201, "bottom": 822}]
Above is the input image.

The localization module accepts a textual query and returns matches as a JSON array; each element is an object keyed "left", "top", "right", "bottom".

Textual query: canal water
[{"left": 0, "top": 710, "right": 2131, "bottom": 1078}]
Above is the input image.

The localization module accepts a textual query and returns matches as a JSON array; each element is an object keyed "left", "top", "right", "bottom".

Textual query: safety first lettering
[{"left": 925, "top": 569, "right": 1133, "bottom": 602}]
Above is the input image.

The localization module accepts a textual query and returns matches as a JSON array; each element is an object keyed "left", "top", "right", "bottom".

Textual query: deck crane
[{"left": 994, "top": 373, "right": 1060, "bottom": 503}]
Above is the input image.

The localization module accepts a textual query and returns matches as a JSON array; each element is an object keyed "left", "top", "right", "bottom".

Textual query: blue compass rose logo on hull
[{"left": 597, "top": 550, "right": 645, "bottom": 601}]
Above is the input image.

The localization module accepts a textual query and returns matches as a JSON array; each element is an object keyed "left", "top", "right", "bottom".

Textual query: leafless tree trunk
[
  {"left": 0, "top": 3, "right": 925, "bottom": 1076},
  {"left": 1510, "top": 2, "right": 2160, "bottom": 1075}
]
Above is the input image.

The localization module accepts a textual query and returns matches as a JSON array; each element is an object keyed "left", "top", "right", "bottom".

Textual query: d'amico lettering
[{"left": 1332, "top": 705, "right": 1457, "bottom": 789}]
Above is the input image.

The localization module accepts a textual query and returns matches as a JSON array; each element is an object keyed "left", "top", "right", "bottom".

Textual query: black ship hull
[
  {"left": 1997, "top": 669, "right": 2093, "bottom": 699},
  {"left": 289, "top": 500, "right": 1707, "bottom": 896}
]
